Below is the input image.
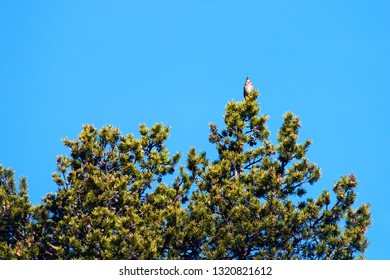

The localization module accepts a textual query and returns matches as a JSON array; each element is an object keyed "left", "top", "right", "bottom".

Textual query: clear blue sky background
[{"left": 1, "top": 1, "right": 389, "bottom": 259}]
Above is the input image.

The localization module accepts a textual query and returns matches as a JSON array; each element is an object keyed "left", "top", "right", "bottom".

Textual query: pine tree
[
  {"left": 0, "top": 165, "right": 36, "bottom": 259},
  {"left": 183, "top": 89, "right": 371, "bottom": 259},
  {"left": 1, "top": 85, "right": 370, "bottom": 260},
  {"left": 33, "top": 124, "right": 191, "bottom": 259}
]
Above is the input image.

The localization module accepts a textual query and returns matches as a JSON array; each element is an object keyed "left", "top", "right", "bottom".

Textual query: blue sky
[{"left": 1, "top": 1, "right": 389, "bottom": 259}]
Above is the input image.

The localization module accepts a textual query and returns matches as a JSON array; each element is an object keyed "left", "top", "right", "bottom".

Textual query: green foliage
[
  {"left": 183, "top": 90, "right": 370, "bottom": 259},
  {"left": 0, "top": 165, "right": 37, "bottom": 259},
  {"left": 32, "top": 123, "right": 190, "bottom": 259},
  {"left": 0, "top": 89, "right": 371, "bottom": 259}
]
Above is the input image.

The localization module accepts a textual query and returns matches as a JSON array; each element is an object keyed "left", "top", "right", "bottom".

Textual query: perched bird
[{"left": 243, "top": 77, "right": 254, "bottom": 98}]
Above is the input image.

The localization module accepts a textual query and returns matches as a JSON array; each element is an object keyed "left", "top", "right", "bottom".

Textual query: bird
[{"left": 243, "top": 77, "right": 254, "bottom": 98}]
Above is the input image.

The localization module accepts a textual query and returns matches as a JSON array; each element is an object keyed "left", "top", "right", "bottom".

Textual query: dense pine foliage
[{"left": 0, "top": 90, "right": 371, "bottom": 259}]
